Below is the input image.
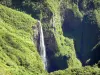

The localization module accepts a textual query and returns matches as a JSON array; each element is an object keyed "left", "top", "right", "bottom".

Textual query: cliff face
[
  {"left": 60, "top": 0, "right": 100, "bottom": 66},
  {"left": 44, "top": 0, "right": 82, "bottom": 72},
  {"left": 0, "top": 0, "right": 100, "bottom": 75},
  {"left": 33, "top": 0, "right": 100, "bottom": 71}
]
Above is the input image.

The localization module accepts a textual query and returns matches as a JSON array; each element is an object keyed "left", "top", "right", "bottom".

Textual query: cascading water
[{"left": 37, "top": 20, "right": 47, "bottom": 70}]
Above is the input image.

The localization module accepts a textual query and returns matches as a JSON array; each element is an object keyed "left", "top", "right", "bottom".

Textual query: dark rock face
[
  {"left": 44, "top": 31, "right": 57, "bottom": 55},
  {"left": 47, "top": 55, "right": 68, "bottom": 72},
  {"left": 44, "top": 31, "right": 68, "bottom": 72},
  {"left": 89, "top": 42, "right": 100, "bottom": 65},
  {"left": 80, "top": 12, "right": 99, "bottom": 65},
  {"left": 62, "top": 4, "right": 100, "bottom": 65},
  {"left": 62, "top": 7, "right": 82, "bottom": 61},
  {"left": 44, "top": 30, "right": 57, "bottom": 71},
  {"left": 62, "top": 9, "right": 82, "bottom": 38}
]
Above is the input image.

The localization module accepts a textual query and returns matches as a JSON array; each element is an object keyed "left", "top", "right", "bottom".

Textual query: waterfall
[{"left": 37, "top": 21, "right": 47, "bottom": 70}]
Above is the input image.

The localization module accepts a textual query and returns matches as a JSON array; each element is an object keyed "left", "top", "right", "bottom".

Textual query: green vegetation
[
  {"left": 94, "top": 0, "right": 100, "bottom": 9},
  {"left": 45, "top": 0, "right": 82, "bottom": 68},
  {"left": 50, "top": 66, "right": 100, "bottom": 75},
  {"left": 0, "top": 4, "right": 46, "bottom": 75},
  {"left": 0, "top": 0, "right": 100, "bottom": 75}
]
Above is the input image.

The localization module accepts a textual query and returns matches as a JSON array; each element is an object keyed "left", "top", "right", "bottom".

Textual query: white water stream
[{"left": 38, "top": 21, "right": 47, "bottom": 70}]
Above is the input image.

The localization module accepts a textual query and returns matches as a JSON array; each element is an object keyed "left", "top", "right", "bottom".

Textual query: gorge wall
[
  {"left": 33, "top": 0, "right": 100, "bottom": 70},
  {"left": 0, "top": 0, "right": 100, "bottom": 74}
]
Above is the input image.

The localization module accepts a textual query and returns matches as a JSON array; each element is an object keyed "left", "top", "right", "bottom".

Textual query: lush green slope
[
  {"left": 0, "top": 4, "right": 46, "bottom": 75},
  {"left": 49, "top": 66, "right": 100, "bottom": 75}
]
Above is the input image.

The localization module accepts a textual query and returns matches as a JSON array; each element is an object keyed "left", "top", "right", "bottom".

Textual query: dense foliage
[{"left": 0, "top": 4, "right": 47, "bottom": 75}]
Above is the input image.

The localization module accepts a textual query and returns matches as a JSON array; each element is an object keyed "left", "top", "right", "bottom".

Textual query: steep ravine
[
  {"left": 34, "top": 0, "right": 100, "bottom": 72},
  {"left": 0, "top": 0, "right": 82, "bottom": 72},
  {"left": 62, "top": 10, "right": 99, "bottom": 65},
  {"left": 61, "top": 0, "right": 100, "bottom": 66},
  {"left": 29, "top": 0, "right": 100, "bottom": 73},
  {"left": 0, "top": 0, "right": 100, "bottom": 74}
]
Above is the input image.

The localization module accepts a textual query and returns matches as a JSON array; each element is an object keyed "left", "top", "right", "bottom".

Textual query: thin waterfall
[{"left": 37, "top": 20, "right": 47, "bottom": 70}]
